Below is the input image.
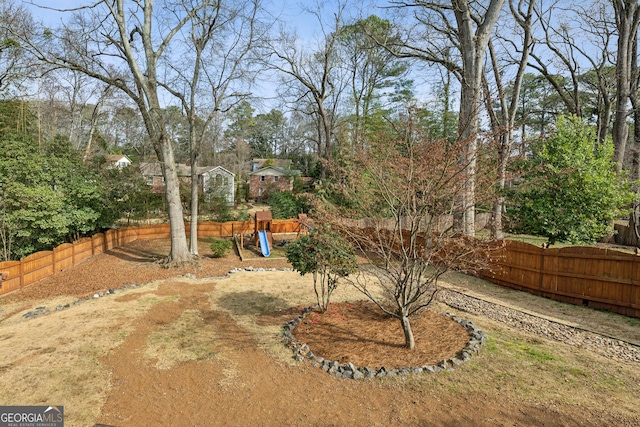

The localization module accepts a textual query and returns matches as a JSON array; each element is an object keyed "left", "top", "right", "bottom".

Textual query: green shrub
[
  {"left": 506, "top": 115, "right": 635, "bottom": 244},
  {"left": 209, "top": 239, "right": 233, "bottom": 258},
  {"left": 285, "top": 226, "right": 357, "bottom": 311},
  {"left": 266, "top": 190, "right": 310, "bottom": 219}
]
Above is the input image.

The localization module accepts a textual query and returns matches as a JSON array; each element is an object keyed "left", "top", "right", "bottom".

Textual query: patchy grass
[
  {"left": 145, "top": 309, "right": 218, "bottom": 369},
  {"left": 1, "top": 270, "right": 638, "bottom": 425},
  {"left": 396, "top": 309, "right": 640, "bottom": 419}
]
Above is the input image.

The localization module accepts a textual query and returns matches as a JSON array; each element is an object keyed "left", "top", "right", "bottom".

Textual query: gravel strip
[{"left": 439, "top": 289, "right": 640, "bottom": 364}]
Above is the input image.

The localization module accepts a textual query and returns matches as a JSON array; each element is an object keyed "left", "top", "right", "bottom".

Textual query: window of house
[
  {"left": 258, "top": 188, "right": 264, "bottom": 196},
  {"left": 146, "top": 176, "right": 154, "bottom": 185},
  {"left": 260, "top": 175, "right": 266, "bottom": 182},
  {"left": 224, "top": 177, "right": 229, "bottom": 186},
  {"left": 274, "top": 175, "right": 279, "bottom": 182}
]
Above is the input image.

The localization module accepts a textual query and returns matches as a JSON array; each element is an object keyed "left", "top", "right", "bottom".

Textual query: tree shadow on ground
[
  {"left": 216, "top": 290, "right": 291, "bottom": 316},
  {"left": 104, "top": 245, "right": 166, "bottom": 263}
]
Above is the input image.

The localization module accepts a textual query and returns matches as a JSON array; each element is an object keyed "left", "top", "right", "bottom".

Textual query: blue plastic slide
[{"left": 258, "top": 230, "right": 271, "bottom": 257}]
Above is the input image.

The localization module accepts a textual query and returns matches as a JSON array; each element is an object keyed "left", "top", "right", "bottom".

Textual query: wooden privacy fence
[
  {"left": 3, "top": 220, "right": 639, "bottom": 319},
  {"left": 0, "top": 219, "right": 301, "bottom": 296},
  {"left": 482, "top": 240, "right": 640, "bottom": 318}
]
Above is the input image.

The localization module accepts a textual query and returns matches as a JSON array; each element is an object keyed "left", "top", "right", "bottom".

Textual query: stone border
[{"left": 281, "top": 303, "right": 487, "bottom": 379}]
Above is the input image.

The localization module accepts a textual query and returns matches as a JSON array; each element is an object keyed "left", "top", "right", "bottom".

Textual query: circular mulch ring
[{"left": 292, "top": 301, "right": 471, "bottom": 369}]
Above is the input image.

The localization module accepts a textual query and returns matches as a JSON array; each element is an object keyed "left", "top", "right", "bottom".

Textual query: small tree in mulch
[
  {"left": 285, "top": 225, "right": 358, "bottom": 312},
  {"left": 322, "top": 113, "right": 498, "bottom": 349}
]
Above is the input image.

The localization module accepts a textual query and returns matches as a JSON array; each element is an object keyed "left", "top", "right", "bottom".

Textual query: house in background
[
  {"left": 140, "top": 162, "right": 170, "bottom": 191},
  {"left": 200, "top": 166, "right": 235, "bottom": 206},
  {"left": 249, "top": 166, "right": 295, "bottom": 200},
  {"left": 105, "top": 154, "right": 132, "bottom": 169},
  {"left": 140, "top": 162, "right": 235, "bottom": 205},
  {"left": 250, "top": 158, "right": 292, "bottom": 172}
]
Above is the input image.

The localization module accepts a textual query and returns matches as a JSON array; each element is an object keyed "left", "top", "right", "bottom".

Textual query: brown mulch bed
[
  {"left": 293, "top": 301, "right": 469, "bottom": 368},
  {"left": 1, "top": 238, "right": 290, "bottom": 303}
]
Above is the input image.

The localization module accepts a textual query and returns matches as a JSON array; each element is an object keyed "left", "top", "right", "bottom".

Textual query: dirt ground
[{"left": 1, "top": 239, "right": 639, "bottom": 426}]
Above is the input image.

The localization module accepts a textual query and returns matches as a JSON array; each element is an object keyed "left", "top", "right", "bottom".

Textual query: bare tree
[
  {"left": 160, "top": 0, "right": 262, "bottom": 255},
  {"left": 527, "top": 0, "right": 585, "bottom": 117},
  {"left": 385, "top": 0, "right": 505, "bottom": 236},
  {"left": 329, "top": 113, "right": 492, "bottom": 349},
  {"left": 260, "top": 1, "right": 349, "bottom": 176},
  {"left": 527, "top": 0, "right": 619, "bottom": 141},
  {"left": 0, "top": 0, "right": 32, "bottom": 95},
  {"left": 577, "top": 1, "right": 617, "bottom": 143},
  {"left": 483, "top": 0, "right": 536, "bottom": 239},
  {"left": 9, "top": 0, "right": 232, "bottom": 264},
  {"left": 612, "top": 0, "right": 640, "bottom": 172}
]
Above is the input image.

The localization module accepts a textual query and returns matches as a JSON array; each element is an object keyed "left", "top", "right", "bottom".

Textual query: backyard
[{"left": 0, "top": 238, "right": 638, "bottom": 426}]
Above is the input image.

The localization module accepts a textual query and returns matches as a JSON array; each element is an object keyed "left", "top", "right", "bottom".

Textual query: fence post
[
  {"left": 19, "top": 259, "right": 23, "bottom": 289},
  {"left": 538, "top": 245, "right": 545, "bottom": 291}
]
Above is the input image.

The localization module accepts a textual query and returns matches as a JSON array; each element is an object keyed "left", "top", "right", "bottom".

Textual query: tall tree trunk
[
  {"left": 489, "top": 0, "right": 535, "bottom": 239},
  {"left": 631, "top": 36, "right": 640, "bottom": 182},
  {"left": 453, "top": 0, "right": 505, "bottom": 236},
  {"left": 159, "top": 136, "right": 191, "bottom": 264},
  {"left": 612, "top": 0, "right": 640, "bottom": 172},
  {"left": 84, "top": 96, "right": 105, "bottom": 161},
  {"left": 190, "top": 164, "right": 199, "bottom": 256}
]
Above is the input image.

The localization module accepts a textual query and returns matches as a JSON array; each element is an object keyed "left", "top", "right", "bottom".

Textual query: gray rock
[{"left": 353, "top": 370, "right": 364, "bottom": 380}]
